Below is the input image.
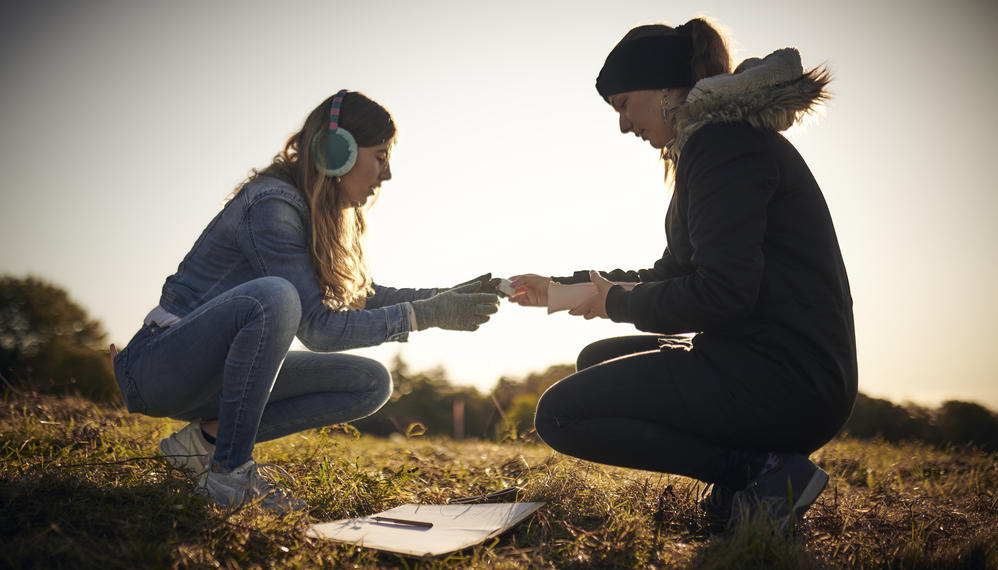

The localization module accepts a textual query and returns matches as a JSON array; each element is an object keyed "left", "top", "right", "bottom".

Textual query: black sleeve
[
  {"left": 605, "top": 124, "right": 778, "bottom": 333},
  {"left": 552, "top": 248, "right": 685, "bottom": 284}
]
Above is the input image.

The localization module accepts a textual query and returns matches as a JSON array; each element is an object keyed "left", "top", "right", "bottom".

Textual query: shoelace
[
  {"left": 256, "top": 462, "right": 296, "bottom": 489},
  {"left": 251, "top": 463, "right": 307, "bottom": 512}
]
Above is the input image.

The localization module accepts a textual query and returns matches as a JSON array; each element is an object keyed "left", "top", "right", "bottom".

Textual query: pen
[{"left": 371, "top": 516, "right": 434, "bottom": 528}]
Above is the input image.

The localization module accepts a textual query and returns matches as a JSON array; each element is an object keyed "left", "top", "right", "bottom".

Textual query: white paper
[
  {"left": 547, "top": 282, "right": 598, "bottom": 314},
  {"left": 497, "top": 278, "right": 516, "bottom": 297},
  {"left": 306, "top": 502, "right": 544, "bottom": 558}
]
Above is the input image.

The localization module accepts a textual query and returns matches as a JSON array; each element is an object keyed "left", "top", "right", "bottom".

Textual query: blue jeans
[{"left": 114, "top": 277, "right": 392, "bottom": 471}]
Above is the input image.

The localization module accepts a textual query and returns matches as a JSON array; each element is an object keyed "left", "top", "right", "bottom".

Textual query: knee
[
  {"left": 533, "top": 386, "right": 563, "bottom": 447},
  {"left": 370, "top": 361, "right": 393, "bottom": 407},
  {"left": 357, "top": 358, "right": 393, "bottom": 414},
  {"left": 576, "top": 342, "right": 602, "bottom": 371},
  {"left": 252, "top": 276, "right": 302, "bottom": 332}
]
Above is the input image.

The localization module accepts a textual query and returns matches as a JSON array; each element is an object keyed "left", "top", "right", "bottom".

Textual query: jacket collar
[{"left": 669, "top": 48, "right": 830, "bottom": 160}]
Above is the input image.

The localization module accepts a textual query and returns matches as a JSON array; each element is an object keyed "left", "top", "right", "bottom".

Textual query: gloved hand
[
  {"left": 444, "top": 272, "right": 501, "bottom": 294},
  {"left": 412, "top": 282, "right": 500, "bottom": 331}
]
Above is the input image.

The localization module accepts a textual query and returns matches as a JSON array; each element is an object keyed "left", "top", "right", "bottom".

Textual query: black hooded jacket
[{"left": 560, "top": 49, "right": 857, "bottom": 413}]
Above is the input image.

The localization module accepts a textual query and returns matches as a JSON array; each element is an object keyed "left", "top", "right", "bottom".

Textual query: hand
[
  {"left": 568, "top": 270, "right": 615, "bottom": 320},
  {"left": 509, "top": 274, "right": 551, "bottom": 307},
  {"left": 445, "top": 273, "right": 500, "bottom": 294},
  {"left": 411, "top": 282, "right": 500, "bottom": 331}
]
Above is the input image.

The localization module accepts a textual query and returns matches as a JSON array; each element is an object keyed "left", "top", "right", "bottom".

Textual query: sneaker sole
[
  {"left": 792, "top": 467, "right": 829, "bottom": 516},
  {"left": 781, "top": 466, "right": 829, "bottom": 531}
]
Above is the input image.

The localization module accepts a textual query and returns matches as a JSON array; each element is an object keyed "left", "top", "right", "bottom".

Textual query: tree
[
  {"left": 934, "top": 400, "right": 998, "bottom": 452},
  {"left": 0, "top": 275, "right": 119, "bottom": 403},
  {"left": 842, "top": 393, "right": 930, "bottom": 442}
]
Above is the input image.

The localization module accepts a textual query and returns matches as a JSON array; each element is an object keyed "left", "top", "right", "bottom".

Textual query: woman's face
[
  {"left": 608, "top": 88, "right": 685, "bottom": 149},
  {"left": 338, "top": 140, "right": 393, "bottom": 208}
]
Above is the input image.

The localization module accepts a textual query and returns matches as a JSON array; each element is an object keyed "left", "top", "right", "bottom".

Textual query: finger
[
  {"left": 474, "top": 272, "right": 492, "bottom": 290},
  {"left": 511, "top": 274, "right": 542, "bottom": 287},
  {"left": 476, "top": 303, "right": 500, "bottom": 315},
  {"left": 510, "top": 291, "right": 532, "bottom": 305},
  {"left": 454, "top": 273, "right": 491, "bottom": 291},
  {"left": 589, "top": 270, "right": 610, "bottom": 289},
  {"left": 514, "top": 295, "right": 540, "bottom": 307},
  {"left": 466, "top": 292, "right": 500, "bottom": 304},
  {"left": 450, "top": 282, "right": 481, "bottom": 294}
]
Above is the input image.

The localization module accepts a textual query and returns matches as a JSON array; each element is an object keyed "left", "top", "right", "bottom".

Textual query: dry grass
[{"left": 2, "top": 390, "right": 996, "bottom": 569}]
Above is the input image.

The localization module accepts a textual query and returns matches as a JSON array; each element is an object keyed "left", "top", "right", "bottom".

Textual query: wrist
[
  {"left": 605, "top": 285, "right": 630, "bottom": 323},
  {"left": 411, "top": 299, "right": 431, "bottom": 331},
  {"left": 407, "top": 302, "right": 419, "bottom": 332}
]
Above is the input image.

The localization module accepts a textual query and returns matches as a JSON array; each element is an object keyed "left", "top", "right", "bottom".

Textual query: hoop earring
[{"left": 661, "top": 89, "right": 671, "bottom": 123}]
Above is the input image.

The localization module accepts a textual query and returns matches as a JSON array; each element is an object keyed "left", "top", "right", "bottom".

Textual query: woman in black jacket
[{"left": 511, "top": 18, "right": 857, "bottom": 530}]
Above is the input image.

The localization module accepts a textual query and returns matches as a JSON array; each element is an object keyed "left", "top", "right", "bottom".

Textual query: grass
[{"left": 2, "top": 390, "right": 997, "bottom": 569}]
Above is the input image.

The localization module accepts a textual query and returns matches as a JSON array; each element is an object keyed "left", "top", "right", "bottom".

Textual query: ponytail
[{"left": 682, "top": 18, "right": 732, "bottom": 82}]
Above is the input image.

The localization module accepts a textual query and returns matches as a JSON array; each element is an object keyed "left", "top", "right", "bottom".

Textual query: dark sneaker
[
  {"left": 196, "top": 459, "right": 306, "bottom": 514},
  {"left": 729, "top": 453, "right": 828, "bottom": 532},
  {"left": 699, "top": 484, "right": 736, "bottom": 529}
]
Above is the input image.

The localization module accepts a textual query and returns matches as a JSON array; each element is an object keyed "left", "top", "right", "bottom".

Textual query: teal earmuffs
[{"left": 311, "top": 89, "right": 358, "bottom": 177}]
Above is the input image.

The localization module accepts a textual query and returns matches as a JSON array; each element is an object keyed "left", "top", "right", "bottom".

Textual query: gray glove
[
  {"left": 444, "top": 272, "right": 501, "bottom": 294},
  {"left": 411, "top": 282, "right": 500, "bottom": 331}
]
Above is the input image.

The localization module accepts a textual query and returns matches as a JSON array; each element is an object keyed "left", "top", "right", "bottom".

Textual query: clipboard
[{"left": 306, "top": 502, "right": 544, "bottom": 557}]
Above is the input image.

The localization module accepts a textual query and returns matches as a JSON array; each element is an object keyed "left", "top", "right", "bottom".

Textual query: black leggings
[{"left": 533, "top": 335, "right": 848, "bottom": 489}]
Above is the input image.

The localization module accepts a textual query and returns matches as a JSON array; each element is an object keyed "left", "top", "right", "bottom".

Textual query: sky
[{"left": 1, "top": 0, "right": 997, "bottom": 409}]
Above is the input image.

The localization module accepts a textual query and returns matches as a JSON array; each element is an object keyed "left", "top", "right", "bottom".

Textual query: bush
[{"left": 0, "top": 275, "right": 118, "bottom": 404}]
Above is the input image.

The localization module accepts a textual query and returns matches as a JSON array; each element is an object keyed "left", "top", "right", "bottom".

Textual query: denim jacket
[{"left": 156, "top": 175, "right": 437, "bottom": 351}]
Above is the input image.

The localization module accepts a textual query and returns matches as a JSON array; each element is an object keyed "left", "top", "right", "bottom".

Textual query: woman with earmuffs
[
  {"left": 511, "top": 18, "right": 857, "bottom": 531},
  {"left": 112, "top": 91, "right": 500, "bottom": 512}
]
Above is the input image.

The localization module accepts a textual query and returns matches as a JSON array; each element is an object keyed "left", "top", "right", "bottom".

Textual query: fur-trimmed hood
[{"left": 669, "top": 48, "right": 830, "bottom": 160}]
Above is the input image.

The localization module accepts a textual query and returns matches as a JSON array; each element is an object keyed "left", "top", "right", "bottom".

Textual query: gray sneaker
[
  {"left": 196, "top": 459, "right": 306, "bottom": 514},
  {"left": 159, "top": 421, "right": 214, "bottom": 474},
  {"left": 730, "top": 453, "right": 829, "bottom": 532}
]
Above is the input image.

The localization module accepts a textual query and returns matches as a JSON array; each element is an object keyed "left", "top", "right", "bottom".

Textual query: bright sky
[{"left": 2, "top": 0, "right": 997, "bottom": 410}]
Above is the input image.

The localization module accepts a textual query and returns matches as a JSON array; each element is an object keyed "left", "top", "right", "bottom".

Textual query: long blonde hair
[{"left": 240, "top": 92, "right": 396, "bottom": 310}]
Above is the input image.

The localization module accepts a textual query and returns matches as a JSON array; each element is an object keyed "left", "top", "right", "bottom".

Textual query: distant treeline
[
  {"left": 843, "top": 392, "right": 998, "bottom": 452},
  {"left": 3, "top": 274, "right": 997, "bottom": 452},
  {"left": 350, "top": 356, "right": 573, "bottom": 441}
]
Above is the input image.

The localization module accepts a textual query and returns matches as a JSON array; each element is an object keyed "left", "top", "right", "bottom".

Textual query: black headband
[{"left": 596, "top": 32, "right": 695, "bottom": 101}]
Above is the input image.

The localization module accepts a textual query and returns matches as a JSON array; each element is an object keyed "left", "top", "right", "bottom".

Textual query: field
[{"left": 2, "top": 391, "right": 997, "bottom": 569}]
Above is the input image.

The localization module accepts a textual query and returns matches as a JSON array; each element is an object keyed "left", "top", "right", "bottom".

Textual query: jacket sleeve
[
  {"left": 605, "top": 125, "right": 777, "bottom": 333},
  {"left": 552, "top": 250, "right": 685, "bottom": 284},
  {"left": 237, "top": 194, "right": 412, "bottom": 351}
]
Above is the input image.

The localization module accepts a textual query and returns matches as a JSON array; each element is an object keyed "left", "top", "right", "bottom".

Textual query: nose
[
  {"left": 618, "top": 112, "right": 632, "bottom": 134},
  {"left": 381, "top": 163, "right": 392, "bottom": 181}
]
